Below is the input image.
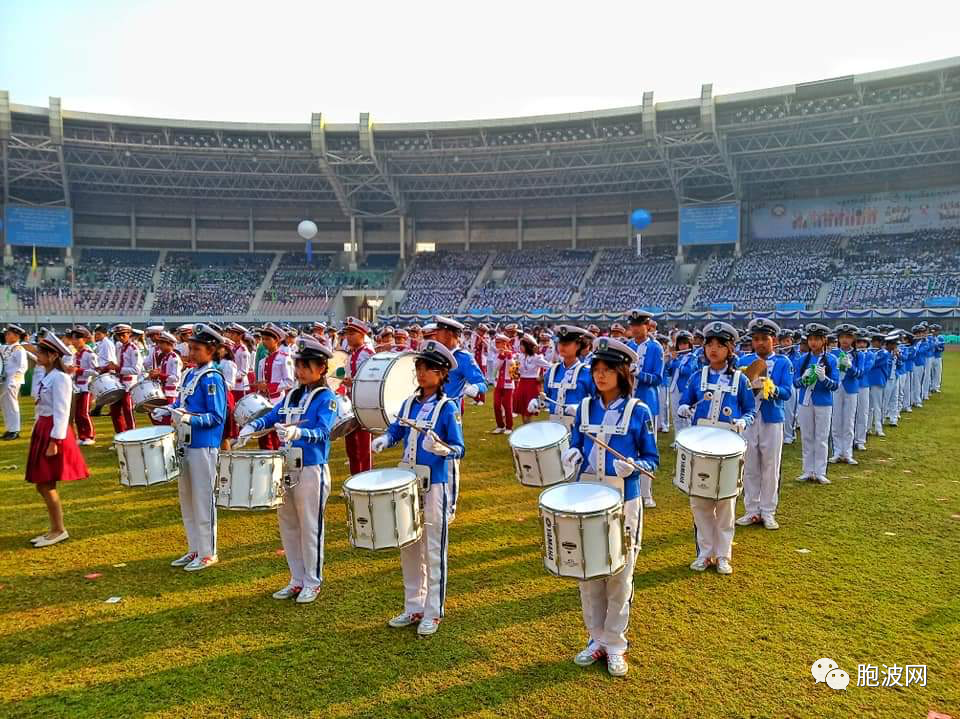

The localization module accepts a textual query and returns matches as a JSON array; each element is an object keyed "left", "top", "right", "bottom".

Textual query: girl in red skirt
[
  {"left": 27, "top": 331, "right": 89, "bottom": 548},
  {"left": 516, "top": 333, "right": 551, "bottom": 423},
  {"left": 216, "top": 340, "right": 239, "bottom": 446}
]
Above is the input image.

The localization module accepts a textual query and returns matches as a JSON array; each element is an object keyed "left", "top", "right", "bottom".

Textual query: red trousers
[
  {"left": 259, "top": 431, "right": 280, "bottom": 450},
  {"left": 475, "top": 391, "right": 486, "bottom": 403},
  {"left": 346, "top": 429, "right": 372, "bottom": 474},
  {"left": 148, "top": 397, "right": 174, "bottom": 426},
  {"left": 109, "top": 392, "right": 135, "bottom": 434},
  {"left": 73, "top": 392, "right": 95, "bottom": 441},
  {"left": 494, "top": 386, "right": 514, "bottom": 430}
]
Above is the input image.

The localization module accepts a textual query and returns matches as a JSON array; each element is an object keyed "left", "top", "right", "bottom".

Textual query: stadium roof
[{"left": 2, "top": 57, "right": 958, "bottom": 217}]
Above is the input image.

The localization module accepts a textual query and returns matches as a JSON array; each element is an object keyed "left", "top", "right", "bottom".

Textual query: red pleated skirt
[
  {"left": 26, "top": 416, "right": 90, "bottom": 484},
  {"left": 224, "top": 390, "right": 238, "bottom": 440},
  {"left": 516, "top": 377, "right": 541, "bottom": 417}
]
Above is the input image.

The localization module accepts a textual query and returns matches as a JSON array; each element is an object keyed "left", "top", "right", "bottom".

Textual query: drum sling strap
[
  {"left": 276, "top": 385, "right": 327, "bottom": 474},
  {"left": 698, "top": 367, "right": 741, "bottom": 424},
  {"left": 578, "top": 396, "right": 640, "bottom": 492},
  {"left": 175, "top": 366, "right": 222, "bottom": 449},
  {"left": 546, "top": 360, "right": 583, "bottom": 427},
  {"left": 398, "top": 394, "right": 454, "bottom": 496}
]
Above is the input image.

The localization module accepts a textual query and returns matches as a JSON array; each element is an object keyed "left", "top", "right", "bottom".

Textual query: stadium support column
[
  {"left": 130, "top": 209, "right": 136, "bottom": 249},
  {"left": 399, "top": 215, "right": 406, "bottom": 263},
  {"left": 248, "top": 209, "right": 255, "bottom": 252},
  {"left": 349, "top": 215, "right": 358, "bottom": 271},
  {"left": 464, "top": 211, "right": 471, "bottom": 251},
  {"left": 517, "top": 210, "right": 523, "bottom": 250},
  {"left": 190, "top": 214, "right": 197, "bottom": 251},
  {"left": 571, "top": 208, "right": 578, "bottom": 249}
]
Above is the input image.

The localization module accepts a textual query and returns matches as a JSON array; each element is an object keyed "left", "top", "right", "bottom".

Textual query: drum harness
[
  {"left": 545, "top": 360, "right": 584, "bottom": 427},
  {"left": 577, "top": 395, "right": 641, "bottom": 485},
  {"left": 275, "top": 384, "right": 329, "bottom": 484},
  {"left": 174, "top": 365, "right": 223, "bottom": 454},
  {"left": 397, "top": 394, "right": 457, "bottom": 503},
  {"left": 698, "top": 367, "right": 741, "bottom": 426}
]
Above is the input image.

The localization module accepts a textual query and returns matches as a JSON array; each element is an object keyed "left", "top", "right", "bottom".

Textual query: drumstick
[
  {"left": 583, "top": 431, "right": 657, "bottom": 481},
  {"left": 397, "top": 417, "right": 455, "bottom": 453}
]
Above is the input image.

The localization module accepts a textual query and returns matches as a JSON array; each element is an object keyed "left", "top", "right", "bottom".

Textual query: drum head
[
  {"left": 380, "top": 354, "right": 418, "bottom": 425},
  {"left": 221, "top": 450, "right": 282, "bottom": 460},
  {"left": 675, "top": 426, "right": 747, "bottom": 457},
  {"left": 344, "top": 467, "right": 417, "bottom": 492},
  {"left": 330, "top": 415, "right": 360, "bottom": 441},
  {"left": 509, "top": 420, "right": 568, "bottom": 450},
  {"left": 539, "top": 482, "right": 621, "bottom": 513},
  {"left": 115, "top": 426, "right": 175, "bottom": 443},
  {"left": 326, "top": 349, "right": 350, "bottom": 393}
]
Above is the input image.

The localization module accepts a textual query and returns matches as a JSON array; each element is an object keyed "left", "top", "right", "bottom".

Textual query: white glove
[
  {"left": 151, "top": 406, "right": 172, "bottom": 421},
  {"left": 171, "top": 408, "right": 191, "bottom": 425},
  {"left": 422, "top": 430, "right": 451, "bottom": 457},
  {"left": 561, "top": 447, "right": 582, "bottom": 473},
  {"left": 563, "top": 404, "right": 578, "bottom": 417},
  {"left": 733, "top": 418, "right": 747, "bottom": 433},
  {"left": 677, "top": 404, "right": 692, "bottom": 419},
  {"left": 372, "top": 435, "right": 390, "bottom": 453},
  {"left": 613, "top": 458, "right": 635, "bottom": 478},
  {"left": 235, "top": 424, "right": 255, "bottom": 447},
  {"left": 815, "top": 364, "right": 827, "bottom": 381},
  {"left": 526, "top": 398, "right": 540, "bottom": 414},
  {"left": 464, "top": 384, "right": 480, "bottom": 399},
  {"left": 275, "top": 423, "right": 302, "bottom": 443}
]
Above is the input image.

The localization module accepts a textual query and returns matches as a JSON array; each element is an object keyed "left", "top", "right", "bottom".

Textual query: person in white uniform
[{"left": 1, "top": 324, "right": 30, "bottom": 440}]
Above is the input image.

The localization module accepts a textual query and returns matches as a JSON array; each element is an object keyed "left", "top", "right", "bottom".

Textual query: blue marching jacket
[
  {"left": 831, "top": 348, "right": 865, "bottom": 394},
  {"left": 626, "top": 337, "right": 663, "bottom": 416},
  {"left": 737, "top": 353, "right": 793, "bottom": 423},
  {"left": 680, "top": 366, "right": 757, "bottom": 428},
  {"left": 171, "top": 363, "right": 227, "bottom": 448},
  {"left": 858, "top": 350, "right": 875, "bottom": 390},
  {"left": 794, "top": 351, "right": 840, "bottom": 406},
  {"left": 383, "top": 392, "right": 466, "bottom": 485},
  {"left": 444, "top": 348, "right": 487, "bottom": 402},
  {"left": 867, "top": 349, "right": 891, "bottom": 387},
  {"left": 667, "top": 351, "right": 700, "bottom": 397},
  {"left": 934, "top": 336, "right": 945, "bottom": 357},
  {"left": 249, "top": 384, "right": 337, "bottom": 467},
  {"left": 901, "top": 345, "right": 915, "bottom": 372},
  {"left": 569, "top": 395, "right": 660, "bottom": 502},
  {"left": 542, "top": 359, "right": 594, "bottom": 414}
]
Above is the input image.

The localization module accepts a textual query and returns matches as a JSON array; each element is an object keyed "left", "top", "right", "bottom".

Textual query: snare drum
[
  {"left": 130, "top": 378, "right": 167, "bottom": 413},
  {"left": 216, "top": 450, "right": 286, "bottom": 510},
  {"left": 351, "top": 351, "right": 418, "bottom": 432},
  {"left": 538, "top": 482, "right": 627, "bottom": 580},
  {"left": 330, "top": 393, "right": 360, "bottom": 441},
  {"left": 673, "top": 426, "right": 746, "bottom": 500},
  {"left": 326, "top": 349, "right": 350, "bottom": 393},
  {"left": 234, "top": 393, "right": 274, "bottom": 437},
  {"left": 508, "top": 420, "right": 574, "bottom": 487},
  {"left": 342, "top": 468, "right": 423, "bottom": 550},
  {"left": 114, "top": 426, "right": 180, "bottom": 487},
  {"left": 90, "top": 373, "right": 125, "bottom": 408}
]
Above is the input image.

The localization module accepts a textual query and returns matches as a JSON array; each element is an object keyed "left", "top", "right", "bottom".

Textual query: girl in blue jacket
[
  {"left": 794, "top": 323, "right": 840, "bottom": 484},
  {"left": 373, "top": 340, "right": 466, "bottom": 637}
]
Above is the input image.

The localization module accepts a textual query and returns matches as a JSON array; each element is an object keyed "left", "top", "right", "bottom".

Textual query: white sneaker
[
  {"left": 503, "top": 429, "right": 512, "bottom": 436},
  {"left": 846, "top": 457, "right": 859, "bottom": 465},
  {"left": 736, "top": 514, "right": 761, "bottom": 526},
  {"left": 607, "top": 653, "right": 629, "bottom": 677},
  {"left": 388, "top": 612, "right": 423, "bottom": 628},
  {"left": 272, "top": 584, "right": 302, "bottom": 600},
  {"left": 815, "top": 475, "right": 832, "bottom": 485},
  {"left": 296, "top": 585, "right": 321, "bottom": 603},
  {"left": 876, "top": 430, "right": 886, "bottom": 437},
  {"left": 828, "top": 455, "right": 841, "bottom": 464},
  {"left": 854, "top": 443, "right": 866, "bottom": 451},
  {"left": 573, "top": 644, "right": 605, "bottom": 667},
  {"left": 33, "top": 531, "right": 69, "bottom": 547},
  {"left": 716, "top": 558, "right": 733, "bottom": 575},
  {"left": 762, "top": 515, "right": 780, "bottom": 530},
  {"left": 171, "top": 551, "right": 197, "bottom": 567},
  {"left": 783, "top": 438, "right": 794, "bottom": 445},
  {"left": 184, "top": 555, "right": 218, "bottom": 572},
  {"left": 690, "top": 558, "right": 711, "bottom": 572},
  {"left": 795, "top": 474, "right": 813, "bottom": 482},
  {"left": 475, "top": 401, "right": 484, "bottom": 406},
  {"left": 417, "top": 617, "right": 441, "bottom": 636},
  {"left": 79, "top": 439, "right": 96, "bottom": 446},
  {"left": 643, "top": 497, "right": 656, "bottom": 509},
  {"left": 489, "top": 428, "right": 503, "bottom": 434}
]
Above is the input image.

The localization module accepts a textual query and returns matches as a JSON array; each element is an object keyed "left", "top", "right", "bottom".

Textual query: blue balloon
[{"left": 630, "top": 209, "right": 652, "bottom": 230}]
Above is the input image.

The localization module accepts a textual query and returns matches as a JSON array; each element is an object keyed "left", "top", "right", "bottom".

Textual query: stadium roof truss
[{"left": 1, "top": 57, "right": 958, "bottom": 217}]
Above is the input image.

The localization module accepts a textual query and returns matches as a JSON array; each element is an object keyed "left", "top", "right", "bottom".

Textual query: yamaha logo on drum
[
  {"left": 543, "top": 516, "right": 555, "bottom": 562},
  {"left": 561, "top": 541, "right": 578, "bottom": 551}
]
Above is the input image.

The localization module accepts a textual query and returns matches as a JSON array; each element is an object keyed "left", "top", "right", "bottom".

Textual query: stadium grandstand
[{"left": 1, "top": 56, "right": 959, "bottom": 329}]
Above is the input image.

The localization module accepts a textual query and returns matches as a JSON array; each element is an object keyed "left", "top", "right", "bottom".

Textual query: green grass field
[{"left": 1, "top": 357, "right": 958, "bottom": 719}]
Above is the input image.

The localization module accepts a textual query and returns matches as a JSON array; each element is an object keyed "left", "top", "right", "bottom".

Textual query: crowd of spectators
[
  {"left": 576, "top": 246, "right": 689, "bottom": 311},
  {"left": 398, "top": 250, "right": 488, "bottom": 313},
  {"left": 153, "top": 251, "right": 272, "bottom": 315}
]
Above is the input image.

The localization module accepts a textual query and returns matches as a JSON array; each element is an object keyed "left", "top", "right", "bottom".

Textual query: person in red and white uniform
[
  {"left": 256, "top": 323, "right": 295, "bottom": 450},
  {"left": 175, "top": 325, "right": 194, "bottom": 368},
  {"left": 147, "top": 331, "right": 182, "bottom": 426},
  {"left": 341, "top": 317, "right": 374, "bottom": 473},
  {"left": 472, "top": 324, "right": 490, "bottom": 406},
  {"left": 104, "top": 324, "right": 141, "bottom": 433},
  {"left": 217, "top": 339, "right": 240, "bottom": 445},
  {"left": 395, "top": 328, "right": 411, "bottom": 350},
  {"left": 407, "top": 324, "right": 423, "bottom": 351},
  {"left": 504, "top": 323, "right": 520, "bottom": 354},
  {"left": 26, "top": 330, "right": 89, "bottom": 548},
  {"left": 487, "top": 333, "right": 516, "bottom": 434},
  {"left": 69, "top": 326, "right": 97, "bottom": 445},
  {"left": 517, "top": 333, "right": 551, "bottom": 423},
  {"left": 143, "top": 325, "right": 165, "bottom": 374},
  {"left": 225, "top": 323, "right": 251, "bottom": 401},
  {"left": 280, "top": 326, "right": 298, "bottom": 358},
  {"left": 539, "top": 330, "right": 557, "bottom": 364},
  {"left": 376, "top": 326, "right": 400, "bottom": 353},
  {"left": 310, "top": 321, "right": 326, "bottom": 342}
]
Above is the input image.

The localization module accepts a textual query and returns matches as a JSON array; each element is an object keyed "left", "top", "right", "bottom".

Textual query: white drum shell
[
  {"left": 234, "top": 394, "right": 274, "bottom": 438},
  {"left": 329, "top": 394, "right": 359, "bottom": 441},
  {"left": 351, "top": 352, "right": 418, "bottom": 432},
  {"left": 90, "top": 373, "right": 125, "bottom": 408},
  {"left": 673, "top": 426, "right": 746, "bottom": 500},
  {"left": 130, "top": 379, "right": 166, "bottom": 413},
  {"left": 508, "top": 421, "right": 574, "bottom": 487},
  {"left": 216, "top": 451, "right": 286, "bottom": 510},
  {"left": 326, "top": 349, "right": 350, "bottom": 393},
  {"left": 114, "top": 426, "right": 180, "bottom": 487},
  {"left": 539, "top": 483, "right": 627, "bottom": 580},
  {"left": 342, "top": 468, "right": 422, "bottom": 550}
]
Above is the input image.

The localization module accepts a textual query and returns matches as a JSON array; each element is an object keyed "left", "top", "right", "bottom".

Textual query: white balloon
[{"left": 297, "top": 220, "right": 318, "bottom": 240}]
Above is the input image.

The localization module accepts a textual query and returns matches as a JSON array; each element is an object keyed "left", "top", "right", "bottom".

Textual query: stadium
[{"left": 1, "top": 44, "right": 959, "bottom": 719}]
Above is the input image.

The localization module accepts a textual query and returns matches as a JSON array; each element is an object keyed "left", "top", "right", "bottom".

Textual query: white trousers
[
  {"left": 868, "top": 385, "right": 885, "bottom": 434},
  {"left": 741, "top": 416, "right": 783, "bottom": 517},
  {"left": 782, "top": 391, "right": 798, "bottom": 442},
  {"left": 830, "top": 390, "right": 857, "bottom": 460},
  {"left": 179, "top": 447, "right": 219, "bottom": 558},
  {"left": 854, "top": 386, "right": 870, "bottom": 446},
  {"left": 278, "top": 464, "right": 331, "bottom": 588},
  {"left": 579, "top": 497, "right": 642, "bottom": 656},
  {"left": 691, "top": 495, "right": 736, "bottom": 562},
  {"left": 911, "top": 366, "right": 923, "bottom": 406},
  {"left": 657, "top": 386, "right": 670, "bottom": 431},
  {"left": 400, "top": 479, "right": 456, "bottom": 619},
  {"left": 898, "top": 373, "right": 910, "bottom": 412},
  {"left": 797, "top": 404, "right": 832, "bottom": 478},
  {"left": 670, "top": 387, "right": 690, "bottom": 439},
  {"left": 931, "top": 357, "right": 943, "bottom": 391},
  {"left": 1, "top": 383, "right": 22, "bottom": 432},
  {"left": 921, "top": 361, "right": 932, "bottom": 399},
  {"left": 883, "top": 378, "right": 899, "bottom": 423}
]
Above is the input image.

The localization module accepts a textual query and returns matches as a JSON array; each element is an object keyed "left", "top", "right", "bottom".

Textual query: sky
[{"left": 1, "top": 0, "right": 958, "bottom": 126}]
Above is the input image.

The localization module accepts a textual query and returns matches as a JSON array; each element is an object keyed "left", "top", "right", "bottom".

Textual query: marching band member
[
  {"left": 143, "top": 325, "right": 165, "bottom": 373},
  {"left": 794, "top": 324, "right": 840, "bottom": 484},
  {"left": 911, "top": 324, "right": 929, "bottom": 406},
  {"left": 407, "top": 324, "right": 422, "bottom": 351},
  {"left": 26, "top": 331, "right": 90, "bottom": 547},
  {"left": 882, "top": 334, "right": 902, "bottom": 427},
  {"left": 778, "top": 329, "right": 800, "bottom": 444},
  {"left": 867, "top": 330, "right": 891, "bottom": 437},
  {"left": 69, "top": 326, "right": 97, "bottom": 445},
  {"left": 609, "top": 322, "right": 627, "bottom": 339},
  {"left": 736, "top": 318, "right": 793, "bottom": 531},
  {"left": 560, "top": 337, "right": 659, "bottom": 677},
  {"left": 676, "top": 322, "right": 756, "bottom": 574},
  {"left": 930, "top": 324, "right": 945, "bottom": 393},
  {"left": 432, "top": 317, "right": 487, "bottom": 408},
  {"left": 152, "top": 324, "right": 228, "bottom": 572},
  {"left": 256, "top": 323, "right": 295, "bottom": 451},
  {"left": 488, "top": 333, "right": 516, "bottom": 434},
  {"left": 1, "top": 324, "right": 29, "bottom": 440},
  {"left": 238, "top": 336, "right": 337, "bottom": 604},
  {"left": 538, "top": 330, "right": 556, "bottom": 364},
  {"left": 472, "top": 324, "right": 489, "bottom": 406},
  {"left": 853, "top": 331, "right": 874, "bottom": 451},
  {"left": 899, "top": 332, "right": 915, "bottom": 413},
  {"left": 373, "top": 340, "right": 465, "bottom": 637},
  {"left": 516, "top": 333, "right": 551, "bottom": 424},
  {"left": 341, "top": 317, "right": 374, "bottom": 473},
  {"left": 625, "top": 310, "right": 663, "bottom": 508},
  {"left": 216, "top": 340, "right": 239, "bottom": 445},
  {"left": 147, "top": 331, "right": 182, "bottom": 425},
  {"left": 109, "top": 324, "right": 142, "bottom": 434},
  {"left": 829, "top": 324, "right": 862, "bottom": 465},
  {"left": 656, "top": 333, "right": 671, "bottom": 433},
  {"left": 395, "top": 327, "right": 411, "bottom": 351},
  {"left": 310, "top": 321, "right": 326, "bottom": 342},
  {"left": 225, "top": 323, "right": 251, "bottom": 402},
  {"left": 375, "top": 326, "right": 397, "bottom": 353},
  {"left": 528, "top": 325, "right": 593, "bottom": 428},
  {"left": 666, "top": 331, "right": 698, "bottom": 442}
]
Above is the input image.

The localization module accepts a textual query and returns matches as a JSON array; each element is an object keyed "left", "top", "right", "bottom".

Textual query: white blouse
[
  {"left": 36, "top": 369, "right": 73, "bottom": 440},
  {"left": 518, "top": 353, "right": 552, "bottom": 379}
]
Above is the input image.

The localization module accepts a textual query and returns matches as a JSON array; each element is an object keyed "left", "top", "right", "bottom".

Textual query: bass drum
[
  {"left": 326, "top": 349, "right": 350, "bottom": 394},
  {"left": 351, "top": 351, "right": 418, "bottom": 432}
]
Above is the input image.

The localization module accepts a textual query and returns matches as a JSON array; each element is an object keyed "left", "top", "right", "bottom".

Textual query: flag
[{"left": 31, "top": 245, "right": 37, "bottom": 271}]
